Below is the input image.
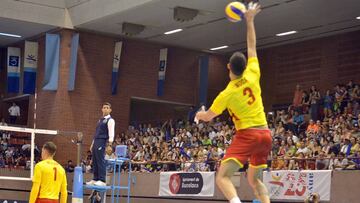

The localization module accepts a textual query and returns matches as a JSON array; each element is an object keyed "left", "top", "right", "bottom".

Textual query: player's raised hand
[
  {"left": 244, "top": 2, "right": 261, "bottom": 21},
  {"left": 194, "top": 106, "right": 206, "bottom": 124}
]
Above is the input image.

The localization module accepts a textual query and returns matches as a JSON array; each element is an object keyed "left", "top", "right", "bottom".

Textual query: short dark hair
[
  {"left": 103, "top": 102, "right": 111, "bottom": 108},
  {"left": 229, "top": 52, "right": 247, "bottom": 76},
  {"left": 43, "top": 142, "right": 57, "bottom": 156}
]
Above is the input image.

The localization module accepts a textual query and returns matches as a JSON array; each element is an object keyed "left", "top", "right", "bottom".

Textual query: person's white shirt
[
  {"left": 8, "top": 105, "right": 20, "bottom": 116},
  {"left": 104, "top": 115, "right": 115, "bottom": 143},
  {"left": 217, "top": 147, "right": 224, "bottom": 155},
  {"left": 209, "top": 131, "right": 217, "bottom": 140},
  {"left": 340, "top": 144, "right": 350, "bottom": 154},
  {"left": 133, "top": 150, "right": 144, "bottom": 161},
  {"left": 296, "top": 147, "right": 309, "bottom": 155},
  {"left": 292, "top": 135, "right": 299, "bottom": 144}
]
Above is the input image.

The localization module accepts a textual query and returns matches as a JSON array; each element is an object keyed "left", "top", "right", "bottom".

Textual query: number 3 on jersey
[{"left": 243, "top": 87, "right": 256, "bottom": 105}]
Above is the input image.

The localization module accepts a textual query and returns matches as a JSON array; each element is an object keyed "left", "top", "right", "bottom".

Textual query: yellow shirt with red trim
[
  {"left": 29, "top": 159, "right": 67, "bottom": 203},
  {"left": 209, "top": 57, "right": 267, "bottom": 130}
]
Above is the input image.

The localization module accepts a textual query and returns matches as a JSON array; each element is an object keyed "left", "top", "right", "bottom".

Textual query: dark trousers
[
  {"left": 92, "top": 139, "right": 106, "bottom": 182},
  {"left": 9, "top": 116, "right": 17, "bottom": 124},
  {"left": 310, "top": 104, "right": 319, "bottom": 121}
]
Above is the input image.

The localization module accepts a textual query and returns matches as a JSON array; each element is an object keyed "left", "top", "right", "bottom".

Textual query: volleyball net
[{"left": 0, "top": 125, "right": 82, "bottom": 181}]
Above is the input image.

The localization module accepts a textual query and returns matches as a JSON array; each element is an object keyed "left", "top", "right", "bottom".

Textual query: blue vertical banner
[
  {"left": 23, "top": 41, "right": 39, "bottom": 94},
  {"left": 157, "top": 48, "right": 168, "bottom": 96},
  {"left": 199, "top": 55, "right": 209, "bottom": 106},
  {"left": 43, "top": 33, "right": 60, "bottom": 91},
  {"left": 111, "top": 41, "right": 123, "bottom": 95},
  {"left": 68, "top": 33, "right": 79, "bottom": 91},
  {"left": 7, "top": 47, "right": 21, "bottom": 93}
]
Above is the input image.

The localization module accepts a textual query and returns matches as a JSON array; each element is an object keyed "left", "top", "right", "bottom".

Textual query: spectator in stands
[
  {"left": 274, "top": 122, "right": 285, "bottom": 137},
  {"left": 301, "top": 91, "right": 310, "bottom": 113},
  {"left": 321, "top": 139, "right": 331, "bottom": 155},
  {"left": 315, "top": 151, "right": 329, "bottom": 170},
  {"left": 202, "top": 135, "right": 212, "bottom": 146},
  {"left": 0, "top": 118, "right": 7, "bottom": 126},
  {"left": 286, "top": 138, "right": 297, "bottom": 157},
  {"left": 133, "top": 147, "right": 145, "bottom": 162},
  {"left": 304, "top": 193, "right": 320, "bottom": 203},
  {"left": 333, "top": 152, "right": 349, "bottom": 170},
  {"left": 296, "top": 141, "right": 310, "bottom": 156},
  {"left": 350, "top": 137, "right": 360, "bottom": 156},
  {"left": 0, "top": 155, "right": 5, "bottom": 168},
  {"left": 293, "top": 84, "right": 303, "bottom": 111},
  {"left": 15, "top": 155, "right": 26, "bottom": 168},
  {"left": 323, "top": 90, "right": 333, "bottom": 118},
  {"left": 271, "top": 155, "right": 286, "bottom": 170},
  {"left": 340, "top": 138, "right": 352, "bottom": 157},
  {"left": 307, "top": 120, "right": 319, "bottom": 135},
  {"left": 65, "top": 160, "right": 75, "bottom": 173},
  {"left": 334, "top": 84, "right": 347, "bottom": 113},
  {"left": 309, "top": 85, "right": 321, "bottom": 121},
  {"left": 292, "top": 110, "right": 305, "bottom": 135},
  {"left": 310, "top": 140, "right": 322, "bottom": 157},
  {"left": 277, "top": 140, "right": 287, "bottom": 157},
  {"left": 8, "top": 102, "right": 20, "bottom": 124}
]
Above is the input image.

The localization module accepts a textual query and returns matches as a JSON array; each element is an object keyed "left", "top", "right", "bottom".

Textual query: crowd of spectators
[
  {"left": 1, "top": 81, "right": 359, "bottom": 173},
  {"left": 270, "top": 81, "right": 360, "bottom": 171}
]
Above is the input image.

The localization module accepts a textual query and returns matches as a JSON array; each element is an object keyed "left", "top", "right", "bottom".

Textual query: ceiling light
[
  {"left": 276, "top": 31, "right": 297, "bottom": 37},
  {"left": 164, "top": 29, "right": 183, "bottom": 35},
  {"left": 356, "top": 16, "right": 360, "bottom": 20},
  {"left": 210, "top": 46, "right": 228, "bottom": 51},
  {"left": 0, "top": 32, "right": 22, "bottom": 38}
]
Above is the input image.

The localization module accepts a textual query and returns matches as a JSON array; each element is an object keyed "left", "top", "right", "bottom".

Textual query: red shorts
[
  {"left": 223, "top": 128, "right": 272, "bottom": 168},
  {"left": 35, "top": 199, "right": 58, "bottom": 203}
]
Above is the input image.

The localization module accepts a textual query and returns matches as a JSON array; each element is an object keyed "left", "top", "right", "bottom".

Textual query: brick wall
[
  {"left": 259, "top": 30, "right": 360, "bottom": 110},
  {"left": 26, "top": 30, "right": 226, "bottom": 163},
  {"left": 129, "top": 99, "right": 191, "bottom": 126}
]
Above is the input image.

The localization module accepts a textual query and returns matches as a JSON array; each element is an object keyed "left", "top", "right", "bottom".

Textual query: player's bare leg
[
  {"left": 216, "top": 160, "right": 242, "bottom": 202},
  {"left": 247, "top": 166, "right": 270, "bottom": 203}
]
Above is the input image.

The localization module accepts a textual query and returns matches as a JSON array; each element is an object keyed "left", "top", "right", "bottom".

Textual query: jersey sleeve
[
  {"left": 246, "top": 57, "right": 260, "bottom": 77},
  {"left": 60, "top": 169, "right": 68, "bottom": 203},
  {"left": 29, "top": 164, "right": 42, "bottom": 203},
  {"left": 32, "top": 164, "right": 42, "bottom": 183},
  {"left": 209, "top": 90, "right": 231, "bottom": 115}
]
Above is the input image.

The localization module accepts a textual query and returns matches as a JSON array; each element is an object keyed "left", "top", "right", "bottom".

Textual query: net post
[
  {"left": 30, "top": 131, "right": 35, "bottom": 179},
  {"left": 76, "top": 132, "right": 83, "bottom": 166}
]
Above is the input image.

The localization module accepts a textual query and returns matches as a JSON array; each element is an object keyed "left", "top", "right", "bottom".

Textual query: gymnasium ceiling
[{"left": 0, "top": 0, "right": 359, "bottom": 53}]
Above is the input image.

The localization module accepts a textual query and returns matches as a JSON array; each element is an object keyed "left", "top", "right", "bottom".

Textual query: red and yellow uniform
[
  {"left": 209, "top": 57, "right": 272, "bottom": 168},
  {"left": 29, "top": 159, "right": 67, "bottom": 203}
]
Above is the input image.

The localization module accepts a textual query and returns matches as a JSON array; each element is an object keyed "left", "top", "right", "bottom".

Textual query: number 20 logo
[{"left": 243, "top": 87, "right": 256, "bottom": 105}]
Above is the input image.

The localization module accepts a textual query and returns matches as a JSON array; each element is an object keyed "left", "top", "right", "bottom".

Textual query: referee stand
[{"left": 85, "top": 145, "right": 132, "bottom": 203}]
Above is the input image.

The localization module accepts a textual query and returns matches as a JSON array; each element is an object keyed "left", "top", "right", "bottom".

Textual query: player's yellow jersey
[
  {"left": 32, "top": 159, "right": 67, "bottom": 200},
  {"left": 209, "top": 57, "right": 267, "bottom": 130}
]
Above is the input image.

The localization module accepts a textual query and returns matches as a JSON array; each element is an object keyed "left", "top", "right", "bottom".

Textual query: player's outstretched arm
[
  {"left": 245, "top": 2, "right": 261, "bottom": 59},
  {"left": 195, "top": 109, "right": 218, "bottom": 122}
]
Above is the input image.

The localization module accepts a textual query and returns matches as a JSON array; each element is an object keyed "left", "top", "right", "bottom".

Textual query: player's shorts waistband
[
  {"left": 236, "top": 127, "right": 270, "bottom": 133},
  {"left": 35, "top": 198, "right": 59, "bottom": 203}
]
